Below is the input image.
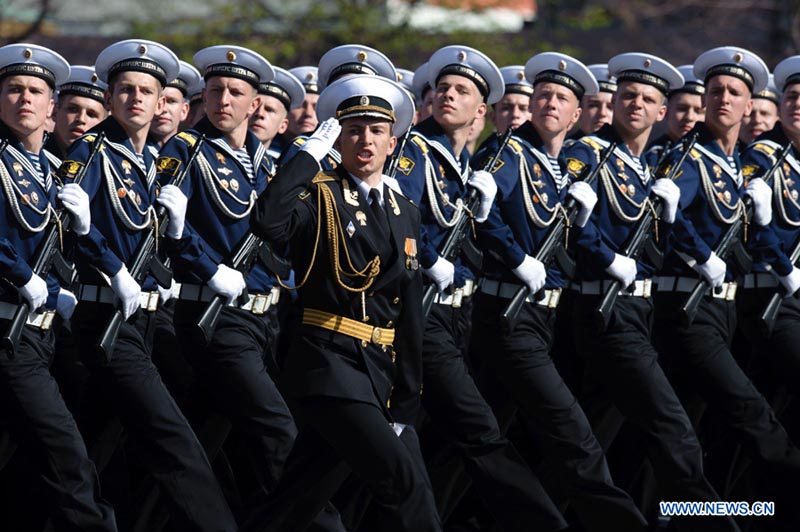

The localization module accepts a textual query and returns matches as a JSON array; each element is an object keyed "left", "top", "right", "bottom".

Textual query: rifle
[
  {"left": 759, "top": 235, "right": 800, "bottom": 337},
  {"left": 500, "top": 139, "right": 619, "bottom": 333},
  {"left": 95, "top": 134, "right": 206, "bottom": 362},
  {"left": 386, "top": 127, "right": 412, "bottom": 179},
  {"left": 194, "top": 231, "right": 291, "bottom": 346},
  {"left": 3, "top": 132, "right": 105, "bottom": 359},
  {"left": 420, "top": 127, "right": 514, "bottom": 317},
  {"left": 594, "top": 132, "right": 699, "bottom": 331},
  {"left": 681, "top": 140, "right": 792, "bottom": 327}
]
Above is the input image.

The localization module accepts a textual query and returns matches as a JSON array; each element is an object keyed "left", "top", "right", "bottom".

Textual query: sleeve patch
[
  {"left": 157, "top": 156, "right": 182, "bottom": 176},
  {"left": 396, "top": 156, "right": 415, "bottom": 175},
  {"left": 566, "top": 158, "right": 587, "bottom": 177},
  {"left": 58, "top": 160, "right": 85, "bottom": 180},
  {"left": 488, "top": 158, "right": 505, "bottom": 173}
]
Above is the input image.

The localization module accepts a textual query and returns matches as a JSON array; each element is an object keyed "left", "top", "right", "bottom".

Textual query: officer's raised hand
[
  {"left": 423, "top": 256, "right": 455, "bottom": 293},
  {"left": 208, "top": 264, "right": 246, "bottom": 304},
  {"left": 18, "top": 273, "right": 48, "bottom": 310},
  {"left": 605, "top": 254, "right": 637, "bottom": 287},
  {"left": 468, "top": 170, "right": 497, "bottom": 223},
  {"left": 157, "top": 185, "right": 188, "bottom": 239},
  {"left": 513, "top": 255, "right": 547, "bottom": 293},
  {"left": 301, "top": 117, "right": 342, "bottom": 162},
  {"left": 745, "top": 177, "right": 772, "bottom": 226},
  {"left": 693, "top": 252, "right": 726, "bottom": 288},
  {"left": 651, "top": 178, "right": 680, "bottom": 223},
  {"left": 567, "top": 181, "right": 597, "bottom": 227},
  {"left": 111, "top": 264, "right": 142, "bottom": 319},
  {"left": 58, "top": 183, "right": 91, "bottom": 236}
]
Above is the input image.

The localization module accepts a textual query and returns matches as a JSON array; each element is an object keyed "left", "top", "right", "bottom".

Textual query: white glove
[
  {"left": 18, "top": 273, "right": 48, "bottom": 310},
  {"left": 110, "top": 264, "right": 142, "bottom": 319},
  {"left": 58, "top": 183, "right": 91, "bottom": 236},
  {"left": 777, "top": 266, "right": 800, "bottom": 297},
  {"left": 693, "top": 251, "right": 726, "bottom": 288},
  {"left": 651, "top": 178, "right": 680, "bottom": 224},
  {"left": 56, "top": 288, "right": 78, "bottom": 320},
  {"left": 422, "top": 256, "right": 455, "bottom": 293},
  {"left": 156, "top": 185, "right": 188, "bottom": 239},
  {"left": 744, "top": 177, "right": 772, "bottom": 226},
  {"left": 567, "top": 181, "right": 597, "bottom": 228},
  {"left": 208, "top": 264, "right": 246, "bottom": 304},
  {"left": 604, "top": 254, "right": 637, "bottom": 287},
  {"left": 157, "top": 279, "right": 177, "bottom": 304},
  {"left": 512, "top": 255, "right": 547, "bottom": 294},
  {"left": 467, "top": 170, "right": 497, "bottom": 223},
  {"left": 301, "top": 117, "right": 342, "bottom": 162}
]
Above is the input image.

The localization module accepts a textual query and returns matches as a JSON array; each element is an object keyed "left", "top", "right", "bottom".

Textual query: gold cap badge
[{"left": 227, "top": 50, "right": 237, "bottom": 62}]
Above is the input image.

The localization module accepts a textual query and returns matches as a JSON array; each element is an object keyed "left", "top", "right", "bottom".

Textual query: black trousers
[
  {"left": 421, "top": 300, "right": 568, "bottom": 532},
  {"left": 174, "top": 301, "right": 297, "bottom": 495},
  {"left": 71, "top": 303, "right": 237, "bottom": 532},
  {"left": 0, "top": 320, "right": 118, "bottom": 532},
  {"left": 653, "top": 293, "right": 800, "bottom": 486},
  {"left": 572, "top": 294, "right": 739, "bottom": 532},
  {"left": 470, "top": 292, "right": 647, "bottom": 532},
  {"left": 241, "top": 396, "right": 442, "bottom": 532}
]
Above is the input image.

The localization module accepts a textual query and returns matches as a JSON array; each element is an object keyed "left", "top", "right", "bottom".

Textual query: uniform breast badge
[
  {"left": 121, "top": 160, "right": 132, "bottom": 174},
  {"left": 230, "top": 179, "right": 239, "bottom": 192},
  {"left": 216, "top": 153, "right": 226, "bottom": 165},
  {"left": 346, "top": 220, "right": 356, "bottom": 237},
  {"left": 18, "top": 178, "right": 30, "bottom": 187},
  {"left": 404, "top": 238, "right": 419, "bottom": 270},
  {"left": 356, "top": 211, "right": 367, "bottom": 226},
  {"left": 12, "top": 162, "right": 23, "bottom": 176},
  {"left": 218, "top": 167, "right": 233, "bottom": 176}
]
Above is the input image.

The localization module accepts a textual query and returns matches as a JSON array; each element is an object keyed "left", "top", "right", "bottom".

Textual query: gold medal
[
  {"left": 21, "top": 193, "right": 29, "bottom": 205},
  {"left": 541, "top": 192, "right": 549, "bottom": 204},
  {"left": 221, "top": 179, "right": 229, "bottom": 189},
  {"left": 793, "top": 190, "right": 799, "bottom": 201},
  {"left": 118, "top": 188, "right": 127, "bottom": 198},
  {"left": 230, "top": 179, "right": 239, "bottom": 192},
  {"left": 627, "top": 184, "right": 635, "bottom": 197},
  {"left": 30, "top": 192, "right": 38, "bottom": 204}
]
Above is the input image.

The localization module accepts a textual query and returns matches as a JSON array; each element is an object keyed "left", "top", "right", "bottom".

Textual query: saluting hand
[{"left": 301, "top": 117, "right": 342, "bottom": 163}]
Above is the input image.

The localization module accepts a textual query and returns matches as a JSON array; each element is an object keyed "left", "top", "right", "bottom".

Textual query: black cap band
[
  {"left": 204, "top": 63, "right": 260, "bottom": 88},
  {"left": 108, "top": 58, "right": 167, "bottom": 86},
  {"left": 705, "top": 64, "right": 754, "bottom": 91},
  {"left": 336, "top": 95, "right": 395, "bottom": 123},
  {"left": 59, "top": 82, "right": 105, "bottom": 103},
  {"left": 437, "top": 64, "right": 489, "bottom": 99},
  {"left": 670, "top": 81, "right": 705, "bottom": 98},
  {"left": 616, "top": 70, "right": 670, "bottom": 95},
  {"left": 754, "top": 88, "right": 780, "bottom": 104},
  {"left": 786, "top": 73, "right": 800, "bottom": 89},
  {"left": 167, "top": 77, "right": 189, "bottom": 96},
  {"left": 598, "top": 80, "right": 617, "bottom": 93},
  {"left": 0, "top": 63, "right": 56, "bottom": 89},
  {"left": 329, "top": 63, "right": 377, "bottom": 84},
  {"left": 504, "top": 83, "right": 533, "bottom": 97},
  {"left": 534, "top": 70, "right": 585, "bottom": 99},
  {"left": 258, "top": 82, "right": 291, "bottom": 110}
]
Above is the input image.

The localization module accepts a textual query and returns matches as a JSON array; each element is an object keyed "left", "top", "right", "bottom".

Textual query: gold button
[
  {"left": 393, "top": 297, "right": 400, "bottom": 304},
  {"left": 371, "top": 328, "right": 382, "bottom": 344}
]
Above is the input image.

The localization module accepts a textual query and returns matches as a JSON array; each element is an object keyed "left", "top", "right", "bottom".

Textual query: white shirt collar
[{"left": 349, "top": 173, "right": 385, "bottom": 207}]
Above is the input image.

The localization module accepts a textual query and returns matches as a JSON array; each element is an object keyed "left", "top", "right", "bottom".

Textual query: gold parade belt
[{"left": 302, "top": 308, "right": 395, "bottom": 347}]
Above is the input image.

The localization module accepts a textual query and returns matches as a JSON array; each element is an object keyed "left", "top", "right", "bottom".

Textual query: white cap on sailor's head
[
  {"left": 525, "top": 53, "right": 598, "bottom": 99},
  {"left": 693, "top": 46, "right": 769, "bottom": 94},
  {"left": 317, "top": 74, "right": 415, "bottom": 136},
  {"left": 396, "top": 68, "right": 417, "bottom": 102},
  {"left": 427, "top": 45, "right": 504, "bottom": 104},
  {"left": 95, "top": 39, "right": 179, "bottom": 87},
  {"left": 753, "top": 74, "right": 780, "bottom": 105},
  {"left": 166, "top": 60, "right": 202, "bottom": 98},
  {"left": 0, "top": 43, "right": 70, "bottom": 89},
  {"left": 671, "top": 65, "right": 705, "bottom": 97},
  {"left": 188, "top": 78, "right": 204, "bottom": 104},
  {"left": 412, "top": 62, "right": 431, "bottom": 101},
  {"left": 588, "top": 64, "right": 616, "bottom": 93},
  {"left": 57, "top": 65, "right": 107, "bottom": 103},
  {"left": 259, "top": 66, "right": 306, "bottom": 110},
  {"left": 194, "top": 45, "right": 274, "bottom": 88},
  {"left": 499, "top": 66, "right": 533, "bottom": 97},
  {"left": 289, "top": 66, "right": 319, "bottom": 95},
  {"left": 317, "top": 45, "right": 397, "bottom": 89},
  {"left": 774, "top": 56, "right": 800, "bottom": 94},
  {"left": 608, "top": 52, "right": 684, "bottom": 95}
]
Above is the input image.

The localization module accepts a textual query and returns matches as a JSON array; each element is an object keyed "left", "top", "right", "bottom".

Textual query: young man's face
[
  {"left": 703, "top": 74, "right": 752, "bottom": 132},
  {"left": 432, "top": 74, "right": 486, "bottom": 133},
  {"left": 249, "top": 94, "right": 288, "bottom": 145},
  {"left": 739, "top": 98, "right": 778, "bottom": 144},
  {"left": 55, "top": 94, "right": 107, "bottom": 148},
  {"left": 105, "top": 71, "right": 164, "bottom": 134},
  {"left": 0, "top": 75, "right": 54, "bottom": 139},
  {"left": 203, "top": 76, "right": 259, "bottom": 134},
  {"left": 613, "top": 81, "right": 667, "bottom": 138},
  {"left": 151, "top": 86, "right": 188, "bottom": 142},
  {"left": 578, "top": 91, "right": 614, "bottom": 134},
  {"left": 286, "top": 93, "right": 318, "bottom": 137},
  {"left": 666, "top": 92, "right": 705, "bottom": 140},
  {"left": 530, "top": 81, "right": 581, "bottom": 136},
  {"left": 338, "top": 117, "right": 397, "bottom": 181},
  {"left": 490, "top": 92, "right": 531, "bottom": 135},
  {"left": 780, "top": 83, "right": 800, "bottom": 139}
]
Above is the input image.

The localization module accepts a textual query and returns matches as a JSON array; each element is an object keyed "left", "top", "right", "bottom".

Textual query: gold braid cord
[{"left": 277, "top": 181, "right": 381, "bottom": 293}]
